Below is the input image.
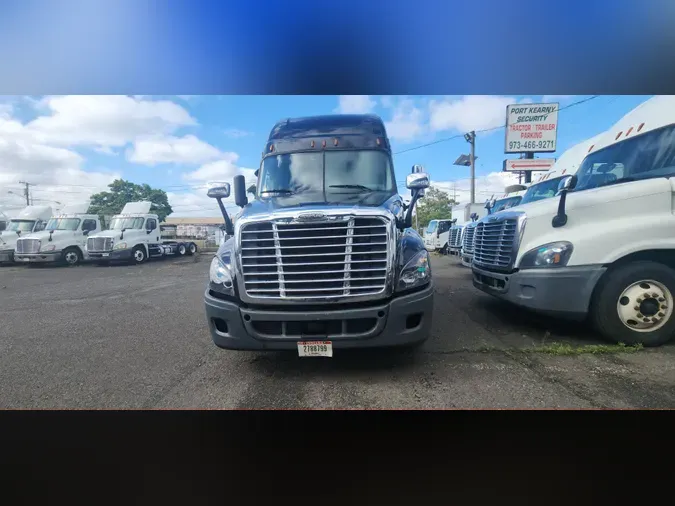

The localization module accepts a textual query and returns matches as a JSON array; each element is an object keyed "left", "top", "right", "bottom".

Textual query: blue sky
[{"left": 0, "top": 94, "right": 653, "bottom": 217}]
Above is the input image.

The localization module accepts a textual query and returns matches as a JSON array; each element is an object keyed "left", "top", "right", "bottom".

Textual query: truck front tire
[
  {"left": 132, "top": 246, "right": 146, "bottom": 265},
  {"left": 591, "top": 261, "right": 675, "bottom": 347},
  {"left": 62, "top": 247, "right": 82, "bottom": 266}
]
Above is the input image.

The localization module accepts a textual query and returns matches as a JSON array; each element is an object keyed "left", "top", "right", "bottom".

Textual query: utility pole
[
  {"left": 522, "top": 152, "right": 534, "bottom": 184},
  {"left": 18, "top": 181, "right": 35, "bottom": 206},
  {"left": 464, "top": 131, "right": 476, "bottom": 203}
]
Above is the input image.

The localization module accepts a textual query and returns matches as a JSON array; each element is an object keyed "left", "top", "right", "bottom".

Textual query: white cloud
[
  {"left": 0, "top": 107, "right": 120, "bottom": 213},
  {"left": 431, "top": 171, "right": 523, "bottom": 206},
  {"left": 334, "top": 95, "right": 376, "bottom": 114},
  {"left": 169, "top": 153, "right": 258, "bottom": 217},
  {"left": 429, "top": 95, "right": 520, "bottom": 134},
  {"left": 25, "top": 95, "right": 196, "bottom": 149},
  {"left": 128, "top": 134, "right": 223, "bottom": 166},
  {"left": 182, "top": 154, "right": 241, "bottom": 182},
  {"left": 385, "top": 99, "right": 425, "bottom": 142}
]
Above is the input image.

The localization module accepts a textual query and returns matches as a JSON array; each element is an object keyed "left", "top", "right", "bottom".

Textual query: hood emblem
[{"left": 296, "top": 212, "right": 327, "bottom": 222}]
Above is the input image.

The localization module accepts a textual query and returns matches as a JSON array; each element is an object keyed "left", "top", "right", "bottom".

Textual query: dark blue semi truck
[{"left": 203, "top": 114, "right": 434, "bottom": 357}]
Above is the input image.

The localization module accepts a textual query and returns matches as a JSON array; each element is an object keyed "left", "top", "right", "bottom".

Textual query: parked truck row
[
  {"left": 454, "top": 95, "right": 675, "bottom": 348},
  {"left": 0, "top": 201, "right": 199, "bottom": 266}
]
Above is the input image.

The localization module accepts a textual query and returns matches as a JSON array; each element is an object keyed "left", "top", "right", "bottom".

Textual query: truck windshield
[
  {"left": 7, "top": 220, "right": 36, "bottom": 232},
  {"left": 575, "top": 124, "right": 675, "bottom": 192},
  {"left": 426, "top": 221, "right": 438, "bottom": 234},
  {"left": 46, "top": 218, "right": 81, "bottom": 231},
  {"left": 109, "top": 217, "right": 145, "bottom": 230},
  {"left": 259, "top": 150, "right": 396, "bottom": 195},
  {"left": 492, "top": 196, "right": 522, "bottom": 212},
  {"left": 438, "top": 221, "right": 451, "bottom": 234},
  {"left": 519, "top": 177, "right": 564, "bottom": 205}
]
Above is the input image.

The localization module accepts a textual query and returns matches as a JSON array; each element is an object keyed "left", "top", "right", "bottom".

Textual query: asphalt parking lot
[{"left": 1, "top": 254, "right": 674, "bottom": 408}]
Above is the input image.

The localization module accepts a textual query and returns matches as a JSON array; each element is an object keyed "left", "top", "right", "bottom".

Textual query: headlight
[
  {"left": 210, "top": 256, "right": 234, "bottom": 295},
  {"left": 41, "top": 244, "right": 55, "bottom": 252},
  {"left": 519, "top": 241, "right": 574, "bottom": 269},
  {"left": 396, "top": 250, "right": 431, "bottom": 292},
  {"left": 113, "top": 242, "right": 127, "bottom": 250}
]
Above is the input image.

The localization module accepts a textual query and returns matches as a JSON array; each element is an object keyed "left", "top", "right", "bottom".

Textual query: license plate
[
  {"left": 297, "top": 341, "right": 333, "bottom": 357},
  {"left": 102, "top": 253, "right": 109, "bottom": 257},
  {"left": 21, "top": 258, "right": 29, "bottom": 262}
]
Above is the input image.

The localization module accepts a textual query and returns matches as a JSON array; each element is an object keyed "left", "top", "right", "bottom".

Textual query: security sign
[{"left": 505, "top": 103, "right": 559, "bottom": 154}]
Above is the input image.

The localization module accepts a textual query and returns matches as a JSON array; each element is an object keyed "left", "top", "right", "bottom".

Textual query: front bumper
[
  {"left": 204, "top": 282, "right": 434, "bottom": 351},
  {"left": 14, "top": 251, "right": 61, "bottom": 263},
  {"left": 87, "top": 249, "right": 133, "bottom": 260},
  {"left": 460, "top": 252, "right": 472, "bottom": 267},
  {"left": 472, "top": 264, "right": 606, "bottom": 319}
]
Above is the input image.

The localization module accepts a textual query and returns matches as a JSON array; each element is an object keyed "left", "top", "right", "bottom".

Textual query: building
[{"left": 163, "top": 217, "right": 228, "bottom": 246}]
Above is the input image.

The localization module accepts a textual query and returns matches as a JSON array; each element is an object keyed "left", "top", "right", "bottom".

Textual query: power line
[{"left": 392, "top": 95, "right": 600, "bottom": 156}]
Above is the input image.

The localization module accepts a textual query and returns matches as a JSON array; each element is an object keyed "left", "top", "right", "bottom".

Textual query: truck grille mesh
[
  {"left": 462, "top": 225, "right": 476, "bottom": 253},
  {"left": 450, "top": 226, "right": 463, "bottom": 247},
  {"left": 87, "top": 237, "right": 113, "bottom": 252},
  {"left": 240, "top": 217, "right": 389, "bottom": 300},
  {"left": 16, "top": 239, "right": 40, "bottom": 254},
  {"left": 473, "top": 218, "right": 518, "bottom": 270}
]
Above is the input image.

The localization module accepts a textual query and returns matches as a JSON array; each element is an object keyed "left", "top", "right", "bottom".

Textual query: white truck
[
  {"left": 460, "top": 185, "right": 529, "bottom": 267},
  {"left": 0, "top": 205, "right": 52, "bottom": 264},
  {"left": 14, "top": 203, "right": 101, "bottom": 266},
  {"left": 423, "top": 219, "right": 453, "bottom": 251},
  {"left": 472, "top": 95, "right": 675, "bottom": 347},
  {"left": 447, "top": 203, "right": 486, "bottom": 256},
  {"left": 85, "top": 201, "right": 199, "bottom": 265}
]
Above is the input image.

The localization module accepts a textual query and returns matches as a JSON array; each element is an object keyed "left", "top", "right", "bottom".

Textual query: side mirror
[
  {"left": 406, "top": 172, "right": 430, "bottom": 191},
  {"left": 83, "top": 229, "right": 90, "bottom": 236},
  {"left": 207, "top": 183, "right": 235, "bottom": 236},
  {"left": 207, "top": 184, "right": 231, "bottom": 199},
  {"left": 401, "top": 172, "right": 430, "bottom": 230},
  {"left": 557, "top": 174, "right": 577, "bottom": 194},
  {"left": 552, "top": 175, "right": 577, "bottom": 228},
  {"left": 234, "top": 175, "right": 248, "bottom": 208}
]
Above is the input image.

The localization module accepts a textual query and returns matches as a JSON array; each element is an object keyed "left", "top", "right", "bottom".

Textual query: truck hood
[
  {"left": 238, "top": 191, "right": 402, "bottom": 221},
  {"left": 89, "top": 230, "right": 124, "bottom": 239},
  {"left": 0, "top": 231, "right": 20, "bottom": 247}
]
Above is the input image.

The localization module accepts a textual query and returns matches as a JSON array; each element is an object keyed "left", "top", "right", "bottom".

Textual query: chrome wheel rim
[
  {"left": 616, "top": 279, "right": 673, "bottom": 332},
  {"left": 65, "top": 251, "right": 78, "bottom": 264},
  {"left": 134, "top": 249, "right": 144, "bottom": 262},
  {"left": 189, "top": 244, "right": 196, "bottom": 253}
]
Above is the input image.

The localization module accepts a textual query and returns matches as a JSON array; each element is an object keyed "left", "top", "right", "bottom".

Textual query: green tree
[
  {"left": 88, "top": 179, "right": 173, "bottom": 222},
  {"left": 415, "top": 186, "right": 456, "bottom": 229}
]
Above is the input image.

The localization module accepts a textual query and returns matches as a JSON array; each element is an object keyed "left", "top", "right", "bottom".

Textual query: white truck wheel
[
  {"left": 178, "top": 244, "right": 186, "bottom": 256},
  {"left": 592, "top": 261, "right": 675, "bottom": 347},
  {"left": 132, "top": 246, "right": 146, "bottom": 264}
]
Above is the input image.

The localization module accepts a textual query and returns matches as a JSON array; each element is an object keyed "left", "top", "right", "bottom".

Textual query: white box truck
[
  {"left": 472, "top": 95, "right": 675, "bottom": 347},
  {"left": 14, "top": 203, "right": 101, "bottom": 266},
  {"left": 85, "top": 201, "right": 198, "bottom": 265},
  {"left": 423, "top": 219, "right": 453, "bottom": 251},
  {"left": 0, "top": 205, "right": 52, "bottom": 264}
]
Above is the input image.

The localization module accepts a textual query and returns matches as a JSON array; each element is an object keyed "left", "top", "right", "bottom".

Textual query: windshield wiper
[
  {"left": 328, "top": 184, "right": 375, "bottom": 192},
  {"left": 260, "top": 189, "right": 295, "bottom": 195}
]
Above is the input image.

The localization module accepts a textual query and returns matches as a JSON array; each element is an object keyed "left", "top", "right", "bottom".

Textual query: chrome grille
[
  {"left": 450, "top": 226, "right": 463, "bottom": 247},
  {"left": 87, "top": 237, "right": 113, "bottom": 252},
  {"left": 239, "top": 217, "right": 389, "bottom": 300},
  {"left": 16, "top": 239, "right": 40, "bottom": 254},
  {"left": 462, "top": 225, "right": 476, "bottom": 253},
  {"left": 473, "top": 218, "right": 518, "bottom": 270}
]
